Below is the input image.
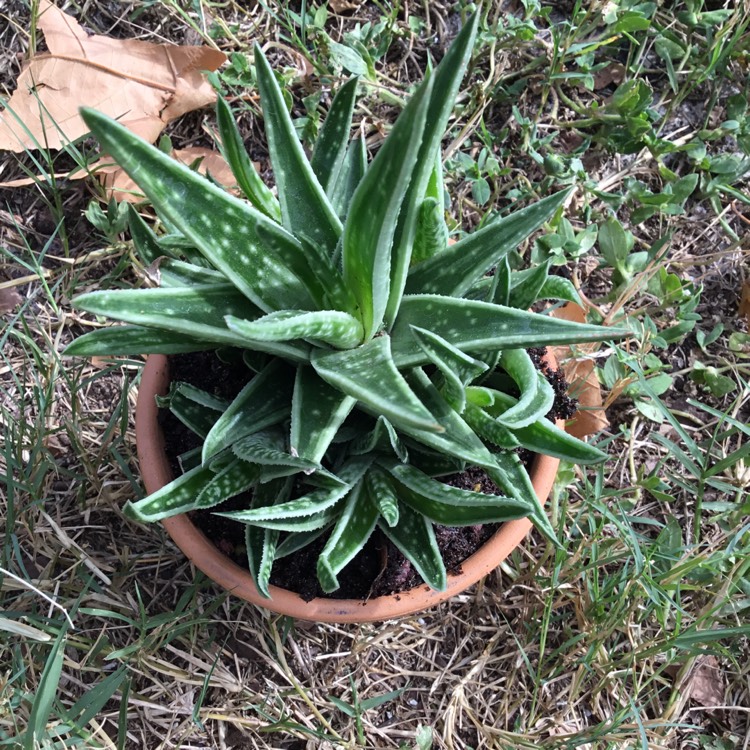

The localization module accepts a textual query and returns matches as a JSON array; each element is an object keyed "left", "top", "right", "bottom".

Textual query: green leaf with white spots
[
  {"left": 311, "top": 335, "right": 440, "bottom": 433},
  {"left": 378, "top": 503, "right": 446, "bottom": 591},
  {"left": 331, "top": 135, "right": 367, "bottom": 220},
  {"left": 343, "top": 75, "right": 434, "bottom": 339},
  {"left": 391, "top": 295, "right": 628, "bottom": 367},
  {"left": 255, "top": 45, "right": 342, "bottom": 252},
  {"left": 196, "top": 458, "right": 260, "bottom": 509},
  {"left": 351, "top": 416, "right": 408, "bottom": 462},
  {"left": 385, "top": 12, "right": 479, "bottom": 327},
  {"left": 410, "top": 326, "right": 488, "bottom": 412},
  {"left": 276, "top": 527, "right": 329, "bottom": 559},
  {"left": 291, "top": 366, "right": 356, "bottom": 463},
  {"left": 128, "top": 204, "right": 168, "bottom": 264},
  {"left": 365, "top": 465, "right": 400, "bottom": 527},
  {"left": 507, "top": 262, "right": 552, "bottom": 310},
  {"left": 72, "top": 285, "right": 263, "bottom": 348},
  {"left": 383, "top": 461, "right": 530, "bottom": 525},
  {"left": 311, "top": 77, "right": 359, "bottom": 196},
  {"left": 80, "top": 107, "right": 316, "bottom": 313},
  {"left": 538, "top": 275, "right": 581, "bottom": 304},
  {"left": 123, "top": 464, "right": 217, "bottom": 522},
  {"left": 496, "top": 349, "right": 555, "bottom": 429},
  {"left": 216, "top": 95, "right": 281, "bottom": 222},
  {"left": 232, "top": 429, "right": 320, "bottom": 473},
  {"left": 203, "top": 361, "right": 294, "bottom": 461},
  {"left": 317, "top": 480, "right": 379, "bottom": 592},
  {"left": 411, "top": 197, "right": 449, "bottom": 265},
  {"left": 63, "top": 325, "right": 217, "bottom": 356},
  {"left": 405, "top": 190, "right": 571, "bottom": 297},
  {"left": 157, "top": 259, "right": 227, "bottom": 287},
  {"left": 487, "top": 452, "right": 559, "bottom": 547},
  {"left": 483, "top": 389, "right": 607, "bottom": 464},
  {"left": 463, "top": 402, "right": 520, "bottom": 449},
  {"left": 225, "top": 310, "right": 363, "bottom": 349},
  {"left": 160, "top": 383, "right": 227, "bottom": 437},
  {"left": 246, "top": 525, "right": 279, "bottom": 598},
  {"left": 401, "top": 368, "right": 501, "bottom": 470}
]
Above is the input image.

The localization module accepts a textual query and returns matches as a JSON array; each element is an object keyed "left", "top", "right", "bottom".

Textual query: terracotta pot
[{"left": 135, "top": 354, "right": 560, "bottom": 623}]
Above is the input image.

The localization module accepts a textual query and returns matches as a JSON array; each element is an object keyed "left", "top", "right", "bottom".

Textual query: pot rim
[{"left": 135, "top": 354, "right": 561, "bottom": 623}]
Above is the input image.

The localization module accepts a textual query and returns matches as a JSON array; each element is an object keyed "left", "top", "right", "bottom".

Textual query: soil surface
[{"left": 158, "top": 348, "right": 574, "bottom": 600}]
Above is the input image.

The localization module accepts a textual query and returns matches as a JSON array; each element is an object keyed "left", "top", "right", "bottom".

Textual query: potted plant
[{"left": 66, "top": 14, "right": 625, "bottom": 622}]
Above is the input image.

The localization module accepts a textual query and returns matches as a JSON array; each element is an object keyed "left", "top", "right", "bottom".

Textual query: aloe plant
[{"left": 67, "top": 14, "right": 626, "bottom": 596}]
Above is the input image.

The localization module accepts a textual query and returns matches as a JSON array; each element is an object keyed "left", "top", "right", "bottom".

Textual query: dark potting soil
[{"left": 156, "top": 348, "right": 574, "bottom": 601}]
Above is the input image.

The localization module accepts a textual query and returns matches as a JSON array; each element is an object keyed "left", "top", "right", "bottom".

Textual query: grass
[{"left": 1, "top": 0, "right": 749, "bottom": 748}]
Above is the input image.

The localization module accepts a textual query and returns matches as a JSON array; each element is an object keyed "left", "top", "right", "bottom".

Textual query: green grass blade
[
  {"left": 311, "top": 335, "right": 441, "bottom": 432},
  {"left": 311, "top": 77, "right": 359, "bottom": 195},
  {"left": 317, "top": 480, "right": 379, "bottom": 592},
  {"left": 405, "top": 190, "right": 571, "bottom": 297},
  {"left": 216, "top": 95, "right": 281, "bottom": 221},
  {"left": 226, "top": 309, "right": 363, "bottom": 349},
  {"left": 378, "top": 503, "right": 446, "bottom": 591},
  {"left": 342, "top": 75, "right": 434, "bottom": 339},
  {"left": 24, "top": 629, "right": 66, "bottom": 750},
  {"left": 291, "top": 366, "right": 357, "bottom": 463},
  {"left": 255, "top": 45, "right": 342, "bottom": 251},
  {"left": 80, "top": 107, "right": 316, "bottom": 312},
  {"left": 391, "top": 295, "right": 628, "bottom": 367}
]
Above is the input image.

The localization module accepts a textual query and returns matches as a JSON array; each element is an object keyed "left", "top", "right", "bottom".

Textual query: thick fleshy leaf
[
  {"left": 311, "top": 77, "right": 359, "bottom": 196},
  {"left": 365, "top": 465, "right": 400, "bottom": 527},
  {"left": 343, "top": 75, "right": 434, "bottom": 339},
  {"left": 202, "top": 361, "right": 293, "bottom": 461},
  {"left": 72, "top": 285, "right": 262, "bottom": 348},
  {"left": 160, "top": 382, "right": 227, "bottom": 437},
  {"left": 317, "top": 480, "right": 379, "bottom": 593},
  {"left": 311, "top": 335, "right": 440, "bottom": 432},
  {"left": 226, "top": 310, "right": 363, "bottom": 349},
  {"left": 246, "top": 525, "right": 280, "bottom": 599},
  {"left": 378, "top": 504, "right": 446, "bottom": 591},
  {"left": 196, "top": 458, "right": 260, "bottom": 508},
  {"left": 63, "top": 325, "right": 217, "bottom": 356},
  {"left": 496, "top": 349, "right": 555, "bottom": 429},
  {"left": 487, "top": 452, "right": 558, "bottom": 546},
  {"left": 384, "top": 461, "right": 529, "bottom": 525},
  {"left": 410, "top": 325, "right": 488, "bottom": 412},
  {"left": 157, "top": 259, "right": 227, "bottom": 287},
  {"left": 80, "top": 107, "right": 316, "bottom": 313},
  {"left": 275, "top": 527, "right": 329, "bottom": 559},
  {"left": 217, "top": 457, "right": 372, "bottom": 523},
  {"left": 405, "top": 190, "right": 571, "bottom": 297},
  {"left": 411, "top": 198, "right": 449, "bottom": 265},
  {"left": 538, "top": 275, "right": 581, "bottom": 304},
  {"left": 391, "top": 295, "right": 628, "bottom": 367},
  {"left": 255, "top": 46, "right": 342, "bottom": 252},
  {"left": 216, "top": 95, "right": 281, "bottom": 221},
  {"left": 351, "top": 416, "right": 408, "bottom": 462},
  {"left": 128, "top": 205, "right": 168, "bottom": 264},
  {"left": 385, "top": 12, "right": 480, "bottom": 327},
  {"left": 463, "top": 403, "right": 520, "bottom": 449},
  {"left": 507, "top": 262, "right": 552, "bottom": 310},
  {"left": 232, "top": 429, "right": 319, "bottom": 473},
  {"left": 483, "top": 389, "right": 607, "bottom": 464},
  {"left": 291, "top": 367, "right": 356, "bottom": 463},
  {"left": 401, "top": 369, "right": 503, "bottom": 470},
  {"left": 331, "top": 135, "right": 367, "bottom": 220},
  {"left": 124, "top": 464, "right": 216, "bottom": 522}
]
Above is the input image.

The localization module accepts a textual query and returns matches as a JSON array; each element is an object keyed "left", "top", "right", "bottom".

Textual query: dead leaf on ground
[
  {"left": 100, "top": 147, "right": 237, "bottom": 202},
  {"left": 593, "top": 63, "right": 625, "bottom": 90},
  {"left": 329, "top": 0, "right": 364, "bottom": 12},
  {"left": 549, "top": 302, "right": 608, "bottom": 439},
  {"left": 739, "top": 280, "right": 750, "bottom": 329},
  {"left": 667, "top": 656, "right": 725, "bottom": 708},
  {"left": 0, "top": 0, "right": 226, "bottom": 153},
  {"left": 0, "top": 287, "right": 23, "bottom": 315}
]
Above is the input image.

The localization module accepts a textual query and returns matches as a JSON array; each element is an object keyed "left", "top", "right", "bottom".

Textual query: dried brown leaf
[
  {"left": 739, "top": 280, "right": 750, "bottom": 328},
  {"left": 330, "top": 0, "right": 364, "bottom": 12},
  {"left": 549, "top": 302, "right": 608, "bottom": 439},
  {"left": 667, "top": 656, "right": 725, "bottom": 708},
  {"left": 0, "top": 0, "right": 226, "bottom": 153},
  {"left": 100, "top": 147, "right": 237, "bottom": 202},
  {"left": 0, "top": 287, "right": 23, "bottom": 315}
]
